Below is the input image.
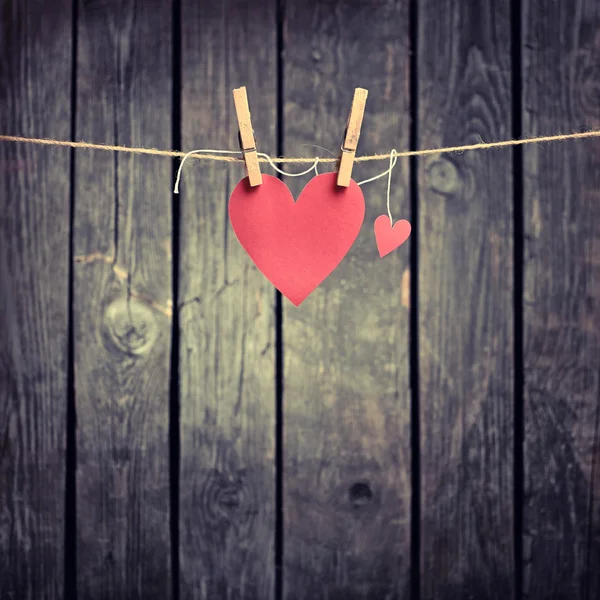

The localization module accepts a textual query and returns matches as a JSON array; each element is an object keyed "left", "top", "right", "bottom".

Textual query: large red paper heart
[
  {"left": 374, "top": 215, "right": 411, "bottom": 257},
  {"left": 229, "top": 173, "right": 365, "bottom": 305}
]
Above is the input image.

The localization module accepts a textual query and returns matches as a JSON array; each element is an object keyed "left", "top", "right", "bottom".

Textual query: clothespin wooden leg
[
  {"left": 232, "top": 86, "right": 262, "bottom": 186},
  {"left": 337, "top": 88, "right": 368, "bottom": 187}
]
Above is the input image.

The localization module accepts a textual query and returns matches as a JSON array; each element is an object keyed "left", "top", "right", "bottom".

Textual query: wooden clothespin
[
  {"left": 232, "top": 86, "right": 262, "bottom": 186},
  {"left": 337, "top": 88, "right": 368, "bottom": 187}
]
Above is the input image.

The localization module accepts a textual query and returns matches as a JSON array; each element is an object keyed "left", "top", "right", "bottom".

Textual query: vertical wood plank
[
  {"left": 73, "top": 0, "right": 173, "bottom": 596},
  {"left": 417, "top": 0, "right": 515, "bottom": 597},
  {"left": 0, "top": 2, "right": 72, "bottom": 598},
  {"left": 178, "top": 2, "right": 277, "bottom": 598},
  {"left": 282, "top": 1, "right": 412, "bottom": 597},
  {"left": 522, "top": 1, "right": 600, "bottom": 597}
]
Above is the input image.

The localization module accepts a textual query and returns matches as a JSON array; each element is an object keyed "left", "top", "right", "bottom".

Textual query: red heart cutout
[
  {"left": 229, "top": 173, "right": 365, "bottom": 305},
  {"left": 374, "top": 215, "right": 411, "bottom": 257}
]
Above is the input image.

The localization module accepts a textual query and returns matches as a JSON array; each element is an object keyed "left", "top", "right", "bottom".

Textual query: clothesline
[{"left": 1, "top": 129, "right": 599, "bottom": 164}]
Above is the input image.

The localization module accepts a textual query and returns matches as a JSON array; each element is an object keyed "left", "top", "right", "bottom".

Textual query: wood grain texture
[
  {"left": 282, "top": 1, "right": 412, "bottom": 598},
  {"left": 0, "top": 2, "right": 72, "bottom": 598},
  {"left": 73, "top": 0, "right": 173, "bottom": 596},
  {"left": 417, "top": 1, "right": 514, "bottom": 598},
  {"left": 178, "top": 1, "right": 277, "bottom": 598},
  {"left": 522, "top": 1, "right": 600, "bottom": 598}
]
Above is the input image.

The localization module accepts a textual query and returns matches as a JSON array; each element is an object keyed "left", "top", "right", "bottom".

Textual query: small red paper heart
[
  {"left": 229, "top": 173, "right": 365, "bottom": 306},
  {"left": 374, "top": 215, "right": 411, "bottom": 257}
]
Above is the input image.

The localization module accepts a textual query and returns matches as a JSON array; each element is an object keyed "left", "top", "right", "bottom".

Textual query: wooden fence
[{"left": 1, "top": 0, "right": 599, "bottom": 598}]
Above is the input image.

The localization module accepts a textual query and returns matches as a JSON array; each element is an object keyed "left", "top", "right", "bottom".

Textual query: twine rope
[
  {"left": 174, "top": 149, "right": 321, "bottom": 193},
  {"left": 1, "top": 129, "right": 599, "bottom": 164},
  {"left": 173, "top": 147, "right": 396, "bottom": 192}
]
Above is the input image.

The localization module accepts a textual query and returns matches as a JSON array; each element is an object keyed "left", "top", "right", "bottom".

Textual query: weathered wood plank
[
  {"left": 0, "top": 2, "right": 72, "bottom": 598},
  {"left": 282, "top": 1, "right": 412, "bottom": 598},
  {"left": 178, "top": 1, "right": 277, "bottom": 598},
  {"left": 522, "top": 1, "right": 600, "bottom": 598},
  {"left": 73, "top": 0, "right": 173, "bottom": 596},
  {"left": 417, "top": 1, "right": 514, "bottom": 598}
]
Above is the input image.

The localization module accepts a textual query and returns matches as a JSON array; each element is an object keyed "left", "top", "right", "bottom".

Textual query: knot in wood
[
  {"left": 103, "top": 297, "right": 157, "bottom": 355},
  {"left": 349, "top": 481, "right": 373, "bottom": 509},
  {"left": 425, "top": 157, "right": 461, "bottom": 196},
  {"left": 199, "top": 469, "right": 257, "bottom": 539},
  {"left": 569, "top": 48, "right": 600, "bottom": 120}
]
